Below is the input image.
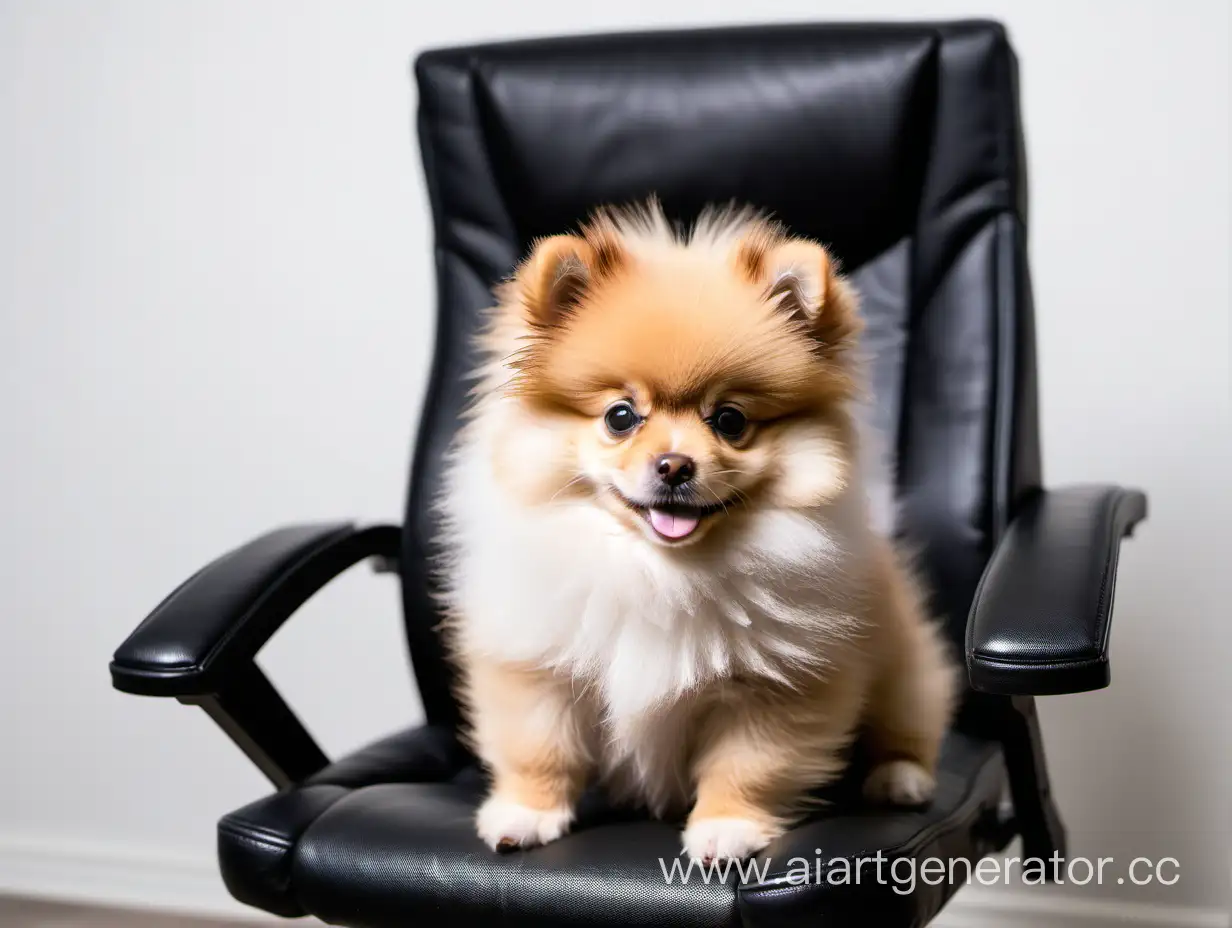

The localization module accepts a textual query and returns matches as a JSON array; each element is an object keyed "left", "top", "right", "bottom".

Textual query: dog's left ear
[{"left": 753, "top": 239, "right": 863, "bottom": 354}]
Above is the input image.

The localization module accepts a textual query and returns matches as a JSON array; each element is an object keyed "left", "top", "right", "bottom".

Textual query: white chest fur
[{"left": 442, "top": 432, "right": 875, "bottom": 812}]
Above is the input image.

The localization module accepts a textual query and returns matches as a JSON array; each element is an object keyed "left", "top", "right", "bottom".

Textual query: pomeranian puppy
[{"left": 439, "top": 200, "right": 956, "bottom": 862}]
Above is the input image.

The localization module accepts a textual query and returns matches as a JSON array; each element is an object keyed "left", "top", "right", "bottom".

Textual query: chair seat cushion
[{"left": 218, "top": 727, "right": 1006, "bottom": 927}]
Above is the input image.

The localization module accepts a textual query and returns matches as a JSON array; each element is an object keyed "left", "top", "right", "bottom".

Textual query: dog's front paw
[
  {"left": 863, "top": 759, "right": 936, "bottom": 807},
  {"left": 476, "top": 795, "right": 574, "bottom": 852},
  {"left": 682, "top": 816, "right": 775, "bottom": 863}
]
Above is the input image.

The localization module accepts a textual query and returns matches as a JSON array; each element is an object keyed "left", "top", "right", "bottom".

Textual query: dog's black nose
[{"left": 656, "top": 453, "right": 695, "bottom": 487}]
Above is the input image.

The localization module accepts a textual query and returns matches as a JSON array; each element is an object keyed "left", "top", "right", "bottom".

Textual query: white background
[{"left": 1, "top": 0, "right": 1228, "bottom": 923}]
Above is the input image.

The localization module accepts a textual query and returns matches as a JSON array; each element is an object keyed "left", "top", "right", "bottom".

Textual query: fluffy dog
[{"left": 439, "top": 201, "right": 956, "bottom": 862}]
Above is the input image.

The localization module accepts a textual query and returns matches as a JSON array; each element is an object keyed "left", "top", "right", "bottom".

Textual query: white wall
[{"left": 1, "top": 1, "right": 1228, "bottom": 925}]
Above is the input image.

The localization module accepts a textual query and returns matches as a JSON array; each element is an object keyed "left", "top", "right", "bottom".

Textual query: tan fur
[
  {"left": 442, "top": 200, "right": 957, "bottom": 859},
  {"left": 683, "top": 539, "right": 955, "bottom": 844},
  {"left": 463, "top": 656, "right": 596, "bottom": 811}
]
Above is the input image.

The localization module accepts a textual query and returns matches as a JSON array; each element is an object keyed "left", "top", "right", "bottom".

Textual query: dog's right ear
[{"left": 517, "top": 235, "right": 597, "bottom": 327}]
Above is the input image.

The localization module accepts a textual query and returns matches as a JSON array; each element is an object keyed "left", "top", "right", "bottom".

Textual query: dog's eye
[
  {"left": 711, "top": 406, "right": 748, "bottom": 440},
  {"left": 604, "top": 402, "right": 639, "bottom": 436}
]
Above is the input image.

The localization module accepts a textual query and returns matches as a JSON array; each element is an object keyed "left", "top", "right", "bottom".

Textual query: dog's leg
[
  {"left": 466, "top": 655, "right": 596, "bottom": 851},
  {"left": 861, "top": 548, "right": 958, "bottom": 806},
  {"left": 682, "top": 681, "right": 861, "bottom": 863}
]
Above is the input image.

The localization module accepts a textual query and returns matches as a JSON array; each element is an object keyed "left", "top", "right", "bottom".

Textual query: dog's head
[{"left": 489, "top": 203, "right": 864, "bottom": 548}]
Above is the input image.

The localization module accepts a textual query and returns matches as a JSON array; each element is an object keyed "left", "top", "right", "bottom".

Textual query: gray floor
[{"left": 0, "top": 897, "right": 273, "bottom": 927}]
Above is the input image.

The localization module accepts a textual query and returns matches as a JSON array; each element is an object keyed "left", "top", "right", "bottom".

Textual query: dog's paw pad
[
  {"left": 476, "top": 796, "right": 573, "bottom": 852},
  {"left": 682, "top": 816, "right": 773, "bottom": 862},
  {"left": 863, "top": 759, "right": 936, "bottom": 807}
]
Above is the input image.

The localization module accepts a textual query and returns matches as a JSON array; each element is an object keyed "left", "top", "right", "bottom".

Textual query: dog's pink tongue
[{"left": 649, "top": 509, "right": 700, "bottom": 540}]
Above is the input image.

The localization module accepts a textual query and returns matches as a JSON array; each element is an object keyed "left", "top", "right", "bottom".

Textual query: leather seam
[
  {"left": 970, "top": 655, "right": 1104, "bottom": 671},
  {"left": 962, "top": 206, "right": 1018, "bottom": 680},
  {"left": 989, "top": 211, "right": 1015, "bottom": 542},
  {"left": 467, "top": 57, "right": 522, "bottom": 254},
  {"left": 1092, "top": 494, "right": 1125, "bottom": 663},
  {"left": 218, "top": 820, "right": 296, "bottom": 852},
  {"left": 413, "top": 55, "right": 450, "bottom": 250},
  {"left": 965, "top": 488, "right": 1036, "bottom": 663},
  {"left": 893, "top": 30, "right": 937, "bottom": 491},
  {"left": 218, "top": 783, "right": 358, "bottom": 852}
]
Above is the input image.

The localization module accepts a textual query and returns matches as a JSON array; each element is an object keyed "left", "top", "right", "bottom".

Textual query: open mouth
[{"left": 611, "top": 491, "right": 736, "bottom": 542}]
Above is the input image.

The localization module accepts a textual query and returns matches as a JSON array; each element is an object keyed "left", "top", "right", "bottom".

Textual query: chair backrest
[{"left": 405, "top": 20, "right": 1041, "bottom": 726}]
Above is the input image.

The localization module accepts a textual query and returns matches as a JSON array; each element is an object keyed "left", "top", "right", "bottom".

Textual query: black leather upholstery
[
  {"left": 737, "top": 734, "right": 1006, "bottom": 928},
  {"left": 111, "top": 523, "right": 399, "bottom": 696},
  {"left": 218, "top": 729, "right": 1004, "bottom": 927},
  {"left": 218, "top": 726, "right": 469, "bottom": 916},
  {"left": 111, "top": 522, "right": 401, "bottom": 786},
  {"left": 406, "top": 19, "right": 1037, "bottom": 675},
  {"left": 108, "top": 17, "right": 1149, "bottom": 928},
  {"left": 967, "top": 486, "right": 1148, "bottom": 694}
]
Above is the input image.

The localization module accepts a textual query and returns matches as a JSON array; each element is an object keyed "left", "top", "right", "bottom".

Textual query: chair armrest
[
  {"left": 110, "top": 522, "right": 401, "bottom": 786},
  {"left": 966, "top": 485, "right": 1147, "bottom": 695},
  {"left": 112, "top": 522, "right": 400, "bottom": 696}
]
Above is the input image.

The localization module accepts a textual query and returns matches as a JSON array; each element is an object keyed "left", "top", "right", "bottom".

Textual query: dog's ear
[
  {"left": 517, "top": 235, "right": 602, "bottom": 327},
  {"left": 747, "top": 238, "right": 862, "bottom": 354}
]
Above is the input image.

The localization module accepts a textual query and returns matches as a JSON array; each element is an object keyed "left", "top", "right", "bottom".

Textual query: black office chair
[{"left": 111, "top": 20, "right": 1147, "bottom": 927}]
